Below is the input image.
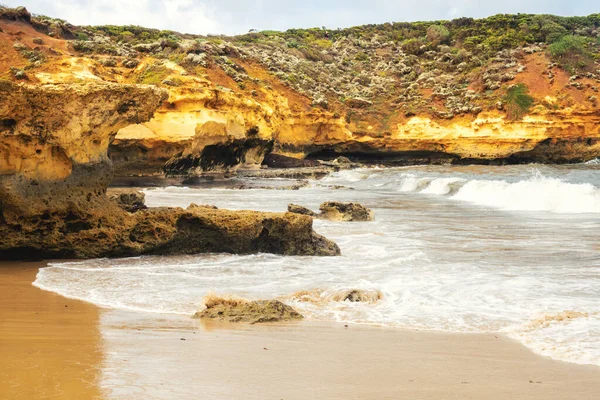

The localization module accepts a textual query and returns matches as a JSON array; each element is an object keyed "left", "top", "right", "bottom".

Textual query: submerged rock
[
  {"left": 319, "top": 202, "right": 374, "bottom": 222},
  {"left": 287, "top": 202, "right": 374, "bottom": 222},
  {"left": 107, "top": 189, "right": 147, "bottom": 213},
  {"left": 193, "top": 298, "right": 303, "bottom": 324}
]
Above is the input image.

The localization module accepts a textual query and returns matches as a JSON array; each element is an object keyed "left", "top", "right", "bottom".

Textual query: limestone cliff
[
  {"left": 0, "top": 81, "right": 340, "bottom": 259},
  {"left": 1, "top": 6, "right": 600, "bottom": 177}
]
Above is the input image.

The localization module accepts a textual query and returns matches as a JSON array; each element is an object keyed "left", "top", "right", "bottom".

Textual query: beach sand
[
  {"left": 1, "top": 262, "right": 600, "bottom": 399},
  {"left": 0, "top": 263, "right": 103, "bottom": 399}
]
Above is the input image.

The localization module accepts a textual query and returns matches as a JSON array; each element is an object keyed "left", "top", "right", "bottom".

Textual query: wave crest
[{"left": 394, "top": 172, "right": 600, "bottom": 213}]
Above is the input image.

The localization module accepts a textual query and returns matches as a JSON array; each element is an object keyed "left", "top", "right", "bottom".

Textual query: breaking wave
[
  {"left": 394, "top": 173, "right": 600, "bottom": 213},
  {"left": 584, "top": 158, "right": 599, "bottom": 165}
]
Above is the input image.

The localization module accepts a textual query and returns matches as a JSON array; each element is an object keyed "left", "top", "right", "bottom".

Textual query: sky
[{"left": 3, "top": 0, "right": 598, "bottom": 36}]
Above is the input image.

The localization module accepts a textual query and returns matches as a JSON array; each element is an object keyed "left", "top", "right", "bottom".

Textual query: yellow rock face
[{"left": 1, "top": 15, "right": 598, "bottom": 165}]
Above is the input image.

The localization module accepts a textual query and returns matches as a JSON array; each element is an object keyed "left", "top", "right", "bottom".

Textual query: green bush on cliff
[
  {"left": 426, "top": 25, "right": 450, "bottom": 45},
  {"left": 503, "top": 83, "right": 534, "bottom": 121},
  {"left": 402, "top": 38, "right": 427, "bottom": 55},
  {"left": 549, "top": 35, "right": 594, "bottom": 73},
  {"left": 136, "top": 64, "right": 170, "bottom": 85}
]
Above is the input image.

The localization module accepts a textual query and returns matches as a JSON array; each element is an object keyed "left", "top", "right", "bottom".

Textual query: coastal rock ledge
[{"left": 0, "top": 81, "right": 340, "bottom": 260}]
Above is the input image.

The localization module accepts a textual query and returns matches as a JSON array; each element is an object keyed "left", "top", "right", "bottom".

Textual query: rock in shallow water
[
  {"left": 319, "top": 202, "right": 374, "bottom": 222},
  {"left": 287, "top": 204, "right": 317, "bottom": 217},
  {"left": 287, "top": 202, "right": 374, "bottom": 222},
  {"left": 193, "top": 298, "right": 303, "bottom": 324}
]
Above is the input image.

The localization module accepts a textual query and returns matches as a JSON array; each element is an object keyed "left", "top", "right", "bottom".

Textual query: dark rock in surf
[
  {"left": 287, "top": 204, "right": 317, "bottom": 217},
  {"left": 287, "top": 202, "right": 374, "bottom": 222},
  {"left": 318, "top": 202, "right": 374, "bottom": 222}
]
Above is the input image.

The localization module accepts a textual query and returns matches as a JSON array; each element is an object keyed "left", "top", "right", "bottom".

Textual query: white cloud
[
  {"left": 6, "top": 0, "right": 223, "bottom": 34},
  {"left": 3, "top": 0, "right": 599, "bottom": 36}
]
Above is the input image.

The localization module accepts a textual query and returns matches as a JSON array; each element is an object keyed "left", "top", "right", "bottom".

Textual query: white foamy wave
[
  {"left": 420, "top": 177, "right": 466, "bottom": 195},
  {"left": 394, "top": 172, "right": 600, "bottom": 213},
  {"left": 322, "top": 169, "right": 371, "bottom": 183},
  {"left": 584, "top": 158, "right": 599, "bottom": 165},
  {"left": 504, "top": 311, "right": 600, "bottom": 365},
  {"left": 451, "top": 177, "right": 600, "bottom": 213}
]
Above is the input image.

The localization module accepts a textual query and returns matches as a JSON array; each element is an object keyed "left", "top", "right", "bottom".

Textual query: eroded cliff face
[
  {"left": 0, "top": 82, "right": 339, "bottom": 259},
  {"left": 0, "top": 81, "right": 167, "bottom": 217},
  {"left": 1, "top": 6, "right": 600, "bottom": 178}
]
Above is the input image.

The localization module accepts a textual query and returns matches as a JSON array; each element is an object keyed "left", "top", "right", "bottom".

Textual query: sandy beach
[{"left": 1, "top": 262, "right": 599, "bottom": 399}]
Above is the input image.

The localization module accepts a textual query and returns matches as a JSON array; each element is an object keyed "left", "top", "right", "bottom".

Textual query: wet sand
[
  {"left": 2, "top": 263, "right": 600, "bottom": 399},
  {"left": 0, "top": 263, "right": 103, "bottom": 399}
]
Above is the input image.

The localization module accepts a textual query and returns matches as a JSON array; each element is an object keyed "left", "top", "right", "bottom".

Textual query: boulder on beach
[
  {"left": 319, "top": 202, "right": 374, "bottom": 222},
  {"left": 193, "top": 297, "right": 303, "bottom": 324}
]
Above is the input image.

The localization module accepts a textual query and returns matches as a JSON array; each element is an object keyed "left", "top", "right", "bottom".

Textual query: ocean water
[{"left": 34, "top": 164, "right": 600, "bottom": 366}]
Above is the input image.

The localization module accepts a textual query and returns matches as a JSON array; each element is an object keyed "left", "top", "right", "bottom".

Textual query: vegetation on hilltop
[{"left": 2, "top": 5, "right": 600, "bottom": 123}]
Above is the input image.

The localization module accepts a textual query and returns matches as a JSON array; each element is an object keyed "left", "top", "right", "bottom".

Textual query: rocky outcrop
[
  {"left": 107, "top": 188, "right": 147, "bottom": 213},
  {"left": 193, "top": 296, "right": 303, "bottom": 324},
  {"left": 287, "top": 202, "right": 374, "bottom": 222},
  {"left": 287, "top": 204, "right": 317, "bottom": 217},
  {"left": 0, "top": 81, "right": 167, "bottom": 219},
  {"left": 0, "top": 82, "right": 340, "bottom": 260},
  {"left": 109, "top": 138, "right": 189, "bottom": 176},
  {"left": 319, "top": 202, "right": 374, "bottom": 221},
  {"left": 263, "top": 153, "right": 320, "bottom": 169},
  {"left": 164, "top": 129, "right": 274, "bottom": 176}
]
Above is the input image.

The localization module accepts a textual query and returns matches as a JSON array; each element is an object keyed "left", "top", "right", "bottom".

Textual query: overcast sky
[{"left": 4, "top": 0, "right": 598, "bottom": 35}]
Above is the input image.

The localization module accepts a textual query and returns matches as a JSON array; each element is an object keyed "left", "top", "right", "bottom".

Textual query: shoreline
[{"left": 2, "top": 263, "right": 600, "bottom": 399}]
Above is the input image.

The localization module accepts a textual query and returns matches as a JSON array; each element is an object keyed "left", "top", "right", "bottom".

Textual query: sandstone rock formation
[
  {"left": 0, "top": 81, "right": 340, "bottom": 259},
  {"left": 287, "top": 202, "right": 374, "bottom": 222},
  {"left": 2, "top": 6, "right": 600, "bottom": 178},
  {"left": 287, "top": 204, "right": 317, "bottom": 217},
  {"left": 109, "top": 138, "right": 189, "bottom": 176},
  {"left": 107, "top": 188, "right": 147, "bottom": 213},
  {"left": 319, "top": 202, "right": 374, "bottom": 222},
  {"left": 193, "top": 297, "right": 303, "bottom": 324}
]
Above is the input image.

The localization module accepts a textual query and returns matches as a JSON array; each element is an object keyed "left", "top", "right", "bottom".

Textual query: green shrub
[
  {"left": 503, "top": 83, "right": 534, "bottom": 120},
  {"left": 354, "top": 52, "right": 369, "bottom": 62},
  {"left": 426, "top": 25, "right": 450, "bottom": 45},
  {"left": 549, "top": 35, "right": 593, "bottom": 73},
  {"left": 136, "top": 64, "right": 170, "bottom": 85},
  {"left": 75, "top": 32, "right": 89, "bottom": 41},
  {"left": 402, "top": 38, "right": 427, "bottom": 55}
]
